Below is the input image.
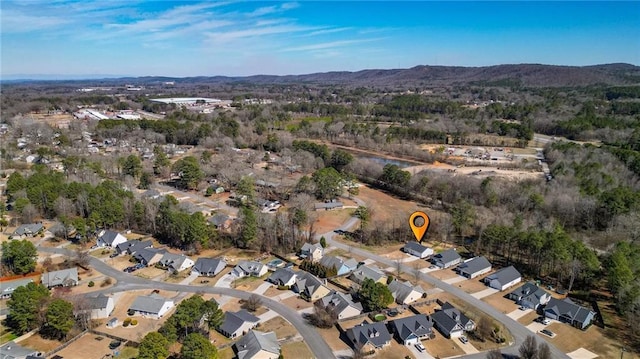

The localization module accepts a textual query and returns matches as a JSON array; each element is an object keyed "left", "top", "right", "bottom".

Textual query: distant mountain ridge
[{"left": 4, "top": 63, "right": 640, "bottom": 87}]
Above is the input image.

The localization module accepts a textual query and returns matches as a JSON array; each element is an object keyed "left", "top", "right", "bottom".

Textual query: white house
[
  {"left": 299, "top": 242, "right": 324, "bottom": 262},
  {"left": 484, "top": 266, "right": 522, "bottom": 291},
  {"left": 85, "top": 294, "right": 115, "bottom": 319},
  {"left": 128, "top": 293, "right": 174, "bottom": 319},
  {"left": 319, "top": 291, "right": 363, "bottom": 320},
  {"left": 232, "top": 261, "right": 268, "bottom": 278},
  {"left": 192, "top": 258, "right": 227, "bottom": 277},
  {"left": 388, "top": 279, "right": 425, "bottom": 305},
  {"left": 402, "top": 242, "right": 434, "bottom": 259},
  {"left": 217, "top": 309, "right": 261, "bottom": 338},
  {"left": 158, "top": 253, "right": 195, "bottom": 273},
  {"left": 96, "top": 230, "right": 127, "bottom": 248},
  {"left": 455, "top": 256, "right": 492, "bottom": 279}
]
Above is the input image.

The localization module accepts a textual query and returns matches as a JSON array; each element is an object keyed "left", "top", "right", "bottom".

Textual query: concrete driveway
[
  {"left": 443, "top": 275, "right": 467, "bottom": 284},
  {"left": 406, "top": 343, "right": 436, "bottom": 359},
  {"left": 454, "top": 337, "right": 480, "bottom": 354},
  {"left": 507, "top": 307, "right": 532, "bottom": 320},
  {"left": 471, "top": 287, "right": 498, "bottom": 299}
]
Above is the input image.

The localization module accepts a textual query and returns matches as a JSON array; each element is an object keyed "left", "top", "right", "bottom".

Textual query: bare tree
[
  {"left": 74, "top": 249, "right": 91, "bottom": 268},
  {"left": 537, "top": 342, "right": 552, "bottom": 359},
  {"left": 519, "top": 335, "right": 538, "bottom": 359},
  {"left": 486, "top": 349, "right": 503, "bottom": 359},
  {"left": 241, "top": 294, "right": 262, "bottom": 312}
]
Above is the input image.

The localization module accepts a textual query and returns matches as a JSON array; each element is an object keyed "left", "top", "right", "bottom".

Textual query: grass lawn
[
  {"left": 375, "top": 341, "right": 413, "bottom": 359},
  {"left": 217, "top": 346, "right": 235, "bottom": 359},
  {"left": 281, "top": 341, "right": 313, "bottom": 359},
  {"left": 424, "top": 335, "right": 465, "bottom": 358},
  {"left": 317, "top": 327, "right": 350, "bottom": 351},
  {"left": 232, "top": 275, "right": 268, "bottom": 292},
  {"left": 0, "top": 332, "right": 17, "bottom": 345},
  {"left": 115, "top": 346, "right": 138, "bottom": 359}
]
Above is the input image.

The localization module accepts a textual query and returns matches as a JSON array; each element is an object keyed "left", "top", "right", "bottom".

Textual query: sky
[{"left": 1, "top": 1, "right": 639, "bottom": 79}]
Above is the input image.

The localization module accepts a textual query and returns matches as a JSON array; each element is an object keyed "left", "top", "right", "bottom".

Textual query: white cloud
[
  {"left": 282, "top": 38, "right": 383, "bottom": 52},
  {"left": 0, "top": 8, "right": 69, "bottom": 33}
]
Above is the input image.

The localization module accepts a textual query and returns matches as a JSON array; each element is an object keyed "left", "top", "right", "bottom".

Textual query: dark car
[{"left": 108, "top": 340, "right": 122, "bottom": 350}]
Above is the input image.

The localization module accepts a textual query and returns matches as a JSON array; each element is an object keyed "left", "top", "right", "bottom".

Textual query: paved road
[
  {"left": 322, "top": 201, "right": 570, "bottom": 359},
  {"left": 37, "top": 246, "right": 335, "bottom": 359}
]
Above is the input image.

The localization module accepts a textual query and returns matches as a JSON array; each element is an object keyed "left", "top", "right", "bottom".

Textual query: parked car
[
  {"left": 540, "top": 329, "right": 555, "bottom": 338},
  {"left": 459, "top": 336, "right": 469, "bottom": 344},
  {"left": 109, "top": 252, "right": 119, "bottom": 258},
  {"left": 135, "top": 263, "right": 145, "bottom": 269},
  {"left": 414, "top": 343, "right": 426, "bottom": 352},
  {"left": 519, "top": 305, "right": 527, "bottom": 311},
  {"left": 108, "top": 340, "right": 122, "bottom": 350},
  {"left": 536, "top": 316, "right": 551, "bottom": 325}
]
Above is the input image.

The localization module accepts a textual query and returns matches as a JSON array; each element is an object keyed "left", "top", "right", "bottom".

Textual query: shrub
[
  {"left": 131, "top": 319, "right": 138, "bottom": 326},
  {"left": 277, "top": 285, "right": 290, "bottom": 290},
  {"left": 88, "top": 281, "right": 95, "bottom": 287},
  {"left": 123, "top": 318, "right": 132, "bottom": 327}
]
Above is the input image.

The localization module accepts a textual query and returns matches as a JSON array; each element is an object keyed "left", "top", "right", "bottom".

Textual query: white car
[
  {"left": 459, "top": 336, "right": 469, "bottom": 344},
  {"left": 414, "top": 343, "right": 426, "bottom": 352}
]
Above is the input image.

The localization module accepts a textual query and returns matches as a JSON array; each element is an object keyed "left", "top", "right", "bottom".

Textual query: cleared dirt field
[
  {"left": 15, "top": 333, "right": 61, "bottom": 353},
  {"left": 313, "top": 208, "right": 355, "bottom": 234},
  {"left": 482, "top": 291, "right": 519, "bottom": 315},
  {"left": 424, "top": 334, "right": 465, "bottom": 358},
  {"left": 541, "top": 322, "right": 640, "bottom": 359},
  {"left": 53, "top": 333, "right": 120, "bottom": 359},
  {"left": 258, "top": 316, "right": 298, "bottom": 339},
  {"left": 356, "top": 186, "right": 422, "bottom": 224},
  {"left": 281, "top": 341, "right": 313, "bottom": 359}
]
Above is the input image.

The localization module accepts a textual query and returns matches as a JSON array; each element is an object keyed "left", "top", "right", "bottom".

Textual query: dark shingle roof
[
  {"left": 389, "top": 314, "right": 433, "bottom": 341},
  {"left": 545, "top": 298, "right": 594, "bottom": 324},
  {"left": 98, "top": 230, "right": 121, "bottom": 245},
  {"left": 403, "top": 242, "right": 430, "bottom": 253},
  {"left": 234, "top": 330, "right": 279, "bottom": 359},
  {"left": 346, "top": 321, "right": 391, "bottom": 349},
  {"left": 87, "top": 294, "right": 111, "bottom": 310},
  {"left": 485, "top": 266, "right": 521, "bottom": 285},
  {"left": 433, "top": 249, "right": 461, "bottom": 264},
  {"left": 509, "top": 282, "right": 549, "bottom": 306},
  {"left": 220, "top": 310, "right": 260, "bottom": 336},
  {"left": 456, "top": 256, "right": 491, "bottom": 276},
  {"left": 193, "top": 258, "right": 226, "bottom": 275},
  {"left": 267, "top": 268, "right": 297, "bottom": 285}
]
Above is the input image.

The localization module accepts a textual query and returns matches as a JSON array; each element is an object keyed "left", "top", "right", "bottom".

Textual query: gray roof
[
  {"left": 129, "top": 293, "right": 171, "bottom": 314},
  {"left": 267, "top": 268, "right": 297, "bottom": 286},
  {"left": 234, "top": 330, "right": 280, "bottom": 359},
  {"left": 509, "top": 282, "right": 549, "bottom": 306},
  {"left": 134, "top": 248, "right": 167, "bottom": 264},
  {"left": 430, "top": 309, "right": 463, "bottom": 334},
  {"left": 86, "top": 294, "right": 111, "bottom": 310},
  {"left": 219, "top": 310, "right": 260, "bottom": 336},
  {"left": 0, "top": 278, "right": 34, "bottom": 297},
  {"left": 98, "top": 230, "right": 122, "bottom": 245},
  {"left": 485, "top": 266, "right": 521, "bottom": 285},
  {"left": 389, "top": 314, "right": 433, "bottom": 341},
  {"left": 455, "top": 256, "right": 491, "bottom": 276},
  {"left": 319, "top": 255, "right": 346, "bottom": 270},
  {"left": 116, "top": 239, "right": 152, "bottom": 254},
  {"left": 432, "top": 249, "right": 461, "bottom": 265},
  {"left": 350, "top": 265, "right": 385, "bottom": 284},
  {"left": 193, "top": 258, "right": 226, "bottom": 275},
  {"left": 300, "top": 242, "right": 323, "bottom": 254},
  {"left": 13, "top": 223, "right": 43, "bottom": 236},
  {"left": 158, "top": 252, "right": 191, "bottom": 271},
  {"left": 235, "top": 261, "right": 266, "bottom": 275},
  {"left": 545, "top": 298, "right": 594, "bottom": 324},
  {"left": 441, "top": 302, "right": 473, "bottom": 327},
  {"left": 314, "top": 202, "right": 343, "bottom": 210},
  {"left": 320, "top": 291, "right": 363, "bottom": 316},
  {"left": 403, "top": 241, "right": 430, "bottom": 253},
  {"left": 346, "top": 321, "right": 391, "bottom": 349},
  {"left": 41, "top": 267, "right": 78, "bottom": 287},
  {"left": 388, "top": 279, "right": 424, "bottom": 303},
  {"left": 294, "top": 271, "right": 326, "bottom": 296},
  {"left": 0, "top": 341, "right": 39, "bottom": 359}
]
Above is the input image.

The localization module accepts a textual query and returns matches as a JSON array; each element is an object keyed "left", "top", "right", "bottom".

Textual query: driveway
[
  {"left": 454, "top": 338, "right": 480, "bottom": 354},
  {"left": 471, "top": 287, "right": 498, "bottom": 299},
  {"left": 252, "top": 282, "right": 273, "bottom": 295},
  {"left": 443, "top": 276, "right": 467, "bottom": 284},
  {"left": 406, "top": 343, "right": 436, "bottom": 359},
  {"left": 507, "top": 307, "right": 532, "bottom": 320}
]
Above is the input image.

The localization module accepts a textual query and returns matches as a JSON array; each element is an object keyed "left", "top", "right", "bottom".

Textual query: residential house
[
  {"left": 484, "top": 266, "right": 522, "bottom": 291},
  {"left": 233, "top": 330, "right": 280, "bottom": 359},
  {"left": 431, "top": 302, "right": 475, "bottom": 338},
  {"left": 402, "top": 242, "right": 434, "bottom": 259},
  {"left": 128, "top": 293, "right": 174, "bottom": 319},
  {"left": 299, "top": 242, "right": 324, "bottom": 262},
  {"left": 157, "top": 253, "right": 195, "bottom": 273},
  {"left": 232, "top": 261, "right": 268, "bottom": 278},
  {"left": 292, "top": 271, "right": 331, "bottom": 302},
  {"left": 387, "top": 279, "right": 425, "bottom": 305},
  {"left": 544, "top": 298, "right": 596, "bottom": 330},
  {"left": 346, "top": 321, "right": 392, "bottom": 351},
  {"left": 319, "top": 256, "right": 358, "bottom": 276},
  {"left": 84, "top": 294, "right": 115, "bottom": 319},
  {"left": 218, "top": 309, "right": 261, "bottom": 338},
  {"left": 389, "top": 314, "right": 434, "bottom": 345},
  {"left": 12, "top": 223, "right": 44, "bottom": 238},
  {"left": 431, "top": 249, "right": 462, "bottom": 269},
  {"left": 350, "top": 265, "right": 386, "bottom": 285},
  {"left": 319, "top": 291, "right": 363, "bottom": 320},
  {"left": 314, "top": 201, "right": 344, "bottom": 211},
  {"left": 192, "top": 258, "right": 227, "bottom": 277},
  {"left": 41, "top": 267, "right": 78, "bottom": 288},
  {"left": 454, "top": 256, "right": 492, "bottom": 279},
  {"left": 267, "top": 268, "right": 298, "bottom": 287},
  {"left": 96, "top": 230, "right": 127, "bottom": 248},
  {"left": 507, "top": 282, "right": 551, "bottom": 310},
  {"left": 208, "top": 213, "right": 233, "bottom": 229},
  {"left": 0, "top": 278, "right": 34, "bottom": 299},
  {"left": 133, "top": 248, "right": 167, "bottom": 267},
  {"left": 116, "top": 239, "right": 152, "bottom": 255},
  {"left": 0, "top": 341, "right": 40, "bottom": 359}
]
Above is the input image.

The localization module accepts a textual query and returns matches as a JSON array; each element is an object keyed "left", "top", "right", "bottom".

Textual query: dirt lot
[
  {"left": 458, "top": 275, "right": 493, "bottom": 293},
  {"left": 53, "top": 332, "right": 122, "bottom": 359},
  {"left": 313, "top": 208, "right": 355, "bottom": 234},
  {"left": 356, "top": 186, "right": 422, "bottom": 224},
  {"left": 542, "top": 322, "right": 640, "bottom": 359},
  {"left": 427, "top": 268, "right": 460, "bottom": 281},
  {"left": 482, "top": 291, "right": 519, "bottom": 315},
  {"left": 15, "top": 333, "right": 61, "bottom": 353},
  {"left": 424, "top": 334, "right": 465, "bottom": 358},
  {"left": 281, "top": 341, "right": 313, "bottom": 359},
  {"left": 258, "top": 316, "right": 298, "bottom": 339}
]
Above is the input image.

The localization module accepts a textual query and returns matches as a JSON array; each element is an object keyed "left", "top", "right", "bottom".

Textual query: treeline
[{"left": 373, "top": 94, "right": 476, "bottom": 120}]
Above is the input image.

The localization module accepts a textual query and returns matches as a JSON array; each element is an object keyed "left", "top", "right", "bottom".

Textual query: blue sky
[{"left": 1, "top": 1, "right": 639, "bottom": 78}]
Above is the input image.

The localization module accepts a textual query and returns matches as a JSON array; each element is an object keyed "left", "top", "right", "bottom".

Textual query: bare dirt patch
[
  {"left": 458, "top": 276, "right": 492, "bottom": 294},
  {"left": 53, "top": 333, "right": 116, "bottom": 359},
  {"left": 356, "top": 186, "right": 422, "bottom": 224},
  {"left": 16, "top": 333, "right": 61, "bottom": 353},
  {"left": 231, "top": 275, "right": 269, "bottom": 292},
  {"left": 427, "top": 268, "right": 460, "bottom": 281},
  {"left": 424, "top": 334, "right": 465, "bottom": 358},
  {"left": 481, "top": 291, "right": 519, "bottom": 315},
  {"left": 258, "top": 317, "right": 298, "bottom": 339},
  {"left": 318, "top": 327, "right": 350, "bottom": 351},
  {"left": 281, "top": 341, "right": 313, "bottom": 358},
  {"left": 313, "top": 209, "right": 355, "bottom": 234}
]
